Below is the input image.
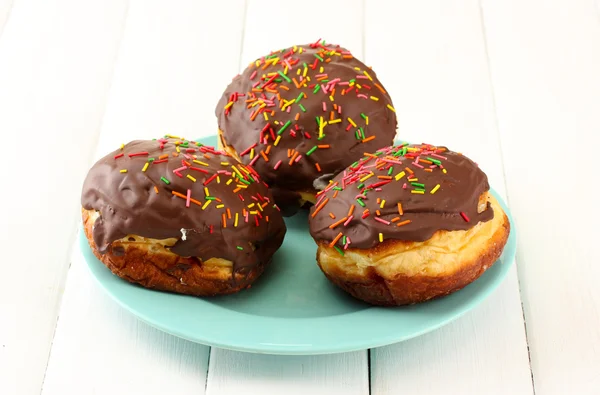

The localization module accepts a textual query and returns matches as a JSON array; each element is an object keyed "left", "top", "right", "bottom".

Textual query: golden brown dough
[{"left": 314, "top": 195, "right": 509, "bottom": 306}]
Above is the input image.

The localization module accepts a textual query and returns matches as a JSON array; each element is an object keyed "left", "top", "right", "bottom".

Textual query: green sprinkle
[
  {"left": 236, "top": 246, "right": 244, "bottom": 251},
  {"left": 387, "top": 167, "right": 394, "bottom": 175},
  {"left": 277, "top": 120, "right": 292, "bottom": 135},
  {"left": 355, "top": 130, "right": 361, "bottom": 140},
  {"left": 333, "top": 186, "right": 343, "bottom": 191},
  {"left": 411, "top": 182, "right": 425, "bottom": 188},
  {"left": 299, "top": 104, "right": 306, "bottom": 112},
  {"left": 278, "top": 71, "right": 291, "bottom": 83},
  {"left": 314, "top": 54, "right": 324, "bottom": 61},
  {"left": 357, "top": 183, "right": 365, "bottom": 189},
  {"left": 148, "top": 157, "right": 155, "bottom": 162},
  {"left": 238, "top": 178, "right": 251, "bottom": 185},
  {"left": 313, "top": 85, "right": 321, "bottom": 94},
  {"left": 360, "top": 113, "right": 367, "bottom": 120},
  {"left": 274, "top": 78, "right": 283, "bottom": 83},
  {"left": 427, "top": 157, "right": 442, "bottom": 165},
  {"left": 342, "top": 235, "right": 347, "bottom": 245},
  {"left": 317, "top": 134, "right": 326, "bottom": 140},
  {"left": 351, "top": 161, "right": 359, "bottom": 167},
  {"left": 357, "top": 198, "right": 366, "bottom": 207},
  {"left": 306, "top": 146, "right": 318, "bottom": 156},
  {"left": 206, "top": 196, "right": 217, "bottom": 200},
  {"left": 349, "top": 79, "right": 356, "bottom": 84},
  {"left": 160, "top": 177, "right": 170, "bottom": 184},
  {"left": 359, "top": 127, "right": 365, "bottom": 139},
  {"left": 295, "top": 93, "right": 303, "bottom": 103},
  {"left": 334, "top": 246, "right": 345, "bottom": 256}
]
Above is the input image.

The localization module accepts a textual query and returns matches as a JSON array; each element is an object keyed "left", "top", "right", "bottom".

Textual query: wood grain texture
[
  {"left": 365, "top": 1, "right": 534, "bottom": 393},
  {"left": 204, "top": 1, "right": 369, "bottom": 394},
  {"left": 481, "top": 0, "right": 600, "bottom": 393},
  {"left": 41, "top": 1, "right": 247, "bottom": 394},
  {"left": 0, "top": 1, "right": 128, "bottom": 394}
]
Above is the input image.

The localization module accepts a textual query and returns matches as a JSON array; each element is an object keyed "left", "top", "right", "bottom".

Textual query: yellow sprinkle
[
  {"left": 299, "top": 47, "right": 303, "bottom": 54},
  {"left": 250, "top": 210, "right": 258, "bottom": 215},
  {"left": 263, "top": 112, "right": 269, "bottom": 121},
  {"left": 365, "top": 116, "right": 369, "bottom": 125},
  {"left": 360, "top": 173, "right": 374, "bottom": 182},
  {"left": 379, "top": 233, "right": 383, "bottom": 243},
  {"left": 443, "top": 169, "right": 447, "bottom": 174},
  {"left": 380, "top": 200, "right": 386, "bottom": 209},
  {"left": 387, "top": 104, "right": 396, "bottom": 112},
  {"left": 142, "top": 163, "right": 149, "bottom": 172},
  {"left": 408, "top": 178, "right": 418, "bottom": 182},
  {"left": 250, "top": 148, "right": 255, "bottom": 159},
  {"left": 120, "top": 169, "right": 127, "bottom": 173},
  {"left": 284, "top": 65, "right": 288, "bottom": 74},
  {"left": 187, "top": 174, "right": 196, "bottom": 182},
  {"left": 193, "top": 160, "right": 208, "bottom": 166},
  {"left": 176, "top": 146, "right": 180, "bottom": 153},
  {"left": 248, "top": 203, "right": 255, "bottom": 208},
  {"left": 165, "top": 134, "right": 182, "bottom": 139},
  {"left": 201, "top": 200, "right": 212, "bottom": 210},
  {"left": 329, "top": 119, "right": 341, "bottom": 124},
  {"left": 348, "top": 118, "right": 357, "bottom": 127},
  {"left": 120, "top": 143, "right": 124, "bottom": 150},
  {"left": 411, "top": 190, "right": 425, "bottom": 194},
  {"left": 258, "top": 203, "right": 264, "bottom": 211},
  {"left": 220, "top": 162, "right": 229, "bottom": 166},
  {"left": 226, "top": 179, "right": 233, "bottom": 185},
  {"left": 234, "top": 213, "right": 239, "bottom": 227},
  {"left": 224, "top": 101, "right": 234, "bottom": 110},
  {"left": 370, "top": 96, "right": 379, "bottom": 101},
  {"left": 274, "top": 135, "right": 281, "bottom": 146},
  {"left": 319, "top": 66, "right": 324, "bottom": 73},
  {"left": 363, "top": 70, "right": 373, "bottom": 81},
  {"left": 240, "top": 166, "right": 251, "bottom": 175},
  {"left": 394, "top": 171, "right": 406, "bottom": 181},
  {"left": 232, "top": 165, "right": 244, "bottom": 179},
  {"left": 303, "top": 66, "right": 307, "bottom": 77},
  {"left": 204, "top": 187, "right": 209, "bottom": 196},
  {"left": 296, "top": 68, "right": 301, "bottom": 75},
  {"left": 356, "top": 84, "right": 362, "bottom": 89},
  {"left": 306, "top": 76, "right": 311, "bottom": 82},
  {"left": 430, "top": 184, "right": 441, "bottom": 194},
  {"left": 329, "top": 95, "right": 334, "bottom": 102},
  {"left": 216, "top": 204, "right": 225, "bottom": 208},
  {"left": 236, "top": 184, "right": 248, "bottom": 189},
  {"left": 216, "top": 176, "right": 220, "bottom": 184}
]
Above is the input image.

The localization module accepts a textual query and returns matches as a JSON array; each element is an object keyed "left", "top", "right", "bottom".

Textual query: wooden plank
[
  {"left": 205, "top": 1, "right": 369, "bottom": 394},
  {"left": 365, "top": 1, "right": 534, "bottom": 393},
  {"left": 0, "top": 0, "right": 14, "bottom": 37},
  {"left": 42, "top": 1, "right": 247, "bottom": 394},
  {"left": 0, "top": 1, "right": 128, "bottom": 394},
  {"left": 207, "top": 350, "right": 368, "bottom": 395},
  {"left": 481, "top": 0, "right": 600, "bottom": 393}
]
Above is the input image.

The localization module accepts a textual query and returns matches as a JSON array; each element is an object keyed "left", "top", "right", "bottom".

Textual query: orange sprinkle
[
  {"left": 315, "top": 163, "right": 321, "bottom": 172},
  {"left": 330, "top": 111, "right": 335, "bottom": 120},
  {"left": 159, "top": 154, "right": 169, "bottom": 160},
  {"left": 311, "top": 197, "right": 329, "bottom": 218},
  {"left": 329, "top": 232, "right": 343, "bottom": 247},
  {"left": 317, "top": 145, "right": 330, "bottom": 149},
  {"left": 398, "top": 203, "right": 404, "bottom": 215},
  {"left": 222, "top": 213, "right": 227, "bottom": 228},
  {"left": 266, "top": 216, "right": 269, "bottom": 222},
  {"left": 333, "top": 190, "right": 339, "bottom": 198},
  {"left": 287, "top": 149, "right": 292, "bottom": 158},
  {"left": 377, "top": 197, "right": 381, "bottom": 204},
  {"left": 419, "top": 159, "right": 433, "bottom": 165},
  {"left": 171, "top": 191, "right": 201, "bottom": 206},
  {"left": 364, "top": 153, "right": 378, "bottom": 158},
  {"left": 233, "top": 187, "right": 241, "bottom": 193},
  {"left": 295, "top": 113, "right": 300, "bottom": 121},
  {"left": 377, "top": 175, "right": 392, "bottom": 180},
  {"left": 362, "top": 136, "right": 376, "bottom": 143},
  {"left": 405, "top": 167, "right": 414, "bottom": 174},
  {"left": 397, "top": 219, "right": 412, "bottom": 227},
  {"left": 226, "top": 208, "right": 231, "bottom": 219},
  {"left": 375, "top": 83, "right": 387, "bottom": 94},
  {"left": 376, "top": 210, "right": 381, "bottom": 216},
  {"left": 154, "top": 186, "right": 159, "bottom": 194},
  {"left": 279, "top": 85, "right": 290, "bottom": 91},
  {"left": 243, "top": 208, "right": 247, "bottom": 216},
  {"left": 329, "top": 213, "right": 336, "bottom": 219},
  {"left": 266, "top": 145, "right": 272, "bottom": 154},
  {"left": 260, "top": 151, "right": 269, "bottom": 162},
  {"left": 391, "top": 217, "right": 401, "bottom": 223},
  {"left": 347, "top": 204, "right": 355, "bottom": 216},
  {"left": 289, "top": 151, "right": 299, "bottom": 165}
]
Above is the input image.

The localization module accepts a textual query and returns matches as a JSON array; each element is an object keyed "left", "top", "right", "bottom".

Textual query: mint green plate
[{"left": 81, "top": 135, "right": 516, "bottom": 355}]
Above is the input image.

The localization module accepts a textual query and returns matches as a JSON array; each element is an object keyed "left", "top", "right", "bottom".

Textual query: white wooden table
[{"left": 1, "top": 1, "right": 599, "bottom": 394}]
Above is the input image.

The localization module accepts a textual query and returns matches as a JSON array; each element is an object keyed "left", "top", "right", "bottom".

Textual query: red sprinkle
[{"left": 460, "top": 212, "right": 470, "bottom": 222}]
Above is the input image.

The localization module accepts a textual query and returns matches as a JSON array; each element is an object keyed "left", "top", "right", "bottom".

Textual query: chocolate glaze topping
[
  {"left": 81, "top": 137, "right": 286, "bottom": 274},
  {"left": 308, "top": 144, "right": 494, "bottom": 250},
  {"left": 216, "top": 39, "right": 397, "bottom": 215}
]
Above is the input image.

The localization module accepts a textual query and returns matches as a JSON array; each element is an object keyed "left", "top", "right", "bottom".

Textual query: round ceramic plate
[{"left": 82, "top": 135, "right": 516, "bottom": 355}]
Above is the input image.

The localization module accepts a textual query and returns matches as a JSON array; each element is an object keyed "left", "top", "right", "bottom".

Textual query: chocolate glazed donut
[
  {"left": 216, "top": 39, "right": 398, "bottom": 216},
  {"left": 81, "top": 137, "right": 286, "bottom": 296}
]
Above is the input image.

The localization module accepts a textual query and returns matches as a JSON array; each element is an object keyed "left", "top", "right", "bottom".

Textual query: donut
[
  {"left": 81, "top": 136, "right": 286, "bottom": 296},
  {"left": 308, "top": 143, "right": 510, "bottom": 306},
  {"left": 216, "top": 39, "right": 398, "bottom": 216}
]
